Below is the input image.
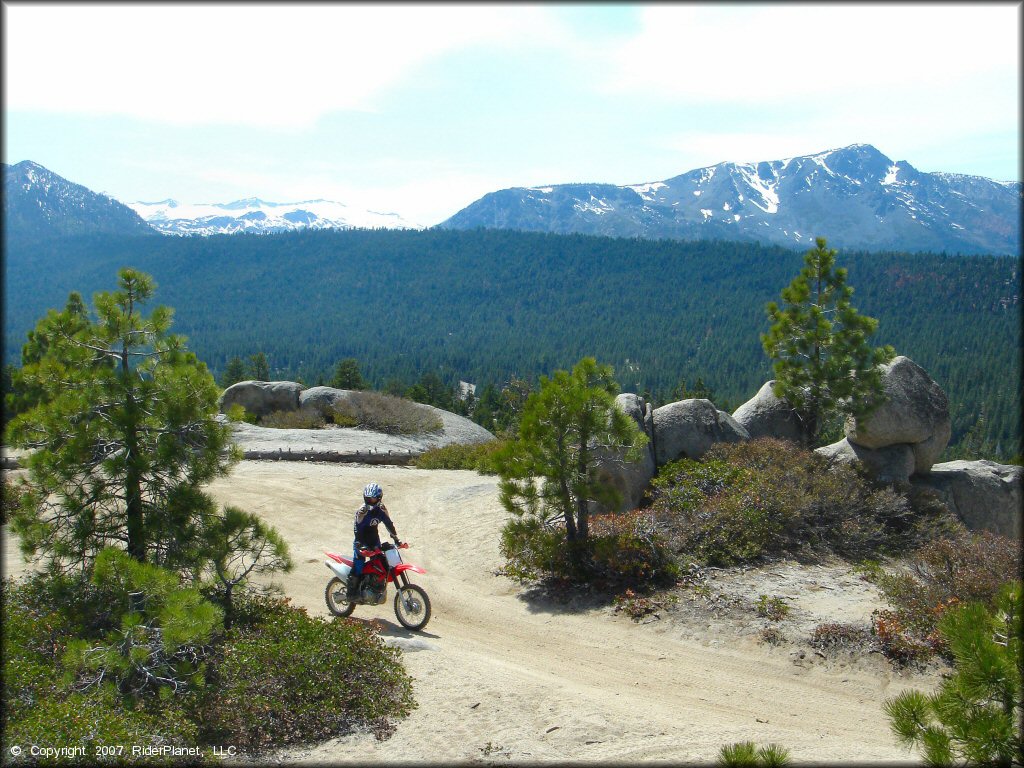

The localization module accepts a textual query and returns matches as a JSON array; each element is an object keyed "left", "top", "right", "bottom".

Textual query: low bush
[
  {"left": 650, "top": 438, "right": 958, "bottom": 566},
  {"left": 810, "top": 622, "right": 874, "bottom": 653},
  {"left": 499, "top": 509, "right": 678, "bottom": 591},
  {"left": 197, "top": 593, "right": 415, "bottom": 751},
  {"left": 872, "top": 529, "right": 1021, "bottom": 662},
  {"left": 259, "top": 409, "right": 326, "bottom": 429},
  {"left": 718, "top": 741, "right": 792, "bottom": 767},
  {"left": 226, "top": 403, "right": 258, "bottom": 424},
  {"left": 413, "top": 440, "right": 505, "bottom": 473},
  {"left": 329, "top": 391, "right": 443, "bottom": 435},
  {"left": 755, "top": 595, "right": 790, "bottom": 621},
  {"left": 2, "top": 575, "right": 205, "bottom": 764},
  {"left": 2, "top": 475, "right": 29, "bottom": 525},
  {"left": 7, "top": 687, "right": 204, "bottom": 765}
]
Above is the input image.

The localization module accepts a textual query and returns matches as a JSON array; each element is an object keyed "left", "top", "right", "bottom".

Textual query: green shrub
[
  {"left": 718, "top": 740, "right": 792, "bottom": 766},
  {"left": 6, "top": 687, "right": 203, "bottom": 765},
  {"left": 197, "top": 594, "right": 415, "bottom": 751},
  {"left": 329, "top": 391, "right": 443, "bottom": 435},
  {"left": 872, "top": 530, "right": 1021, "bottom": 661},
  {"left": 413, "top": 440, "right": 505, "bottom": 473},
  {"left": 225, "top": 403, "right": 258, "bottom": 424},
  {"left": 755, "top": 595, "right": 790, "bottom": 621},
  {"left": 651, "top": 437, "right": 958, "bottom": 566},
  {"left": 499, "top": 509, "right": 678, "bottom": 590},
  {"left": 3, "top": 576, "right": 205, "bottom": 764},
  {"left": 259, "top": 409, "right": 326, "bottom": 429}
]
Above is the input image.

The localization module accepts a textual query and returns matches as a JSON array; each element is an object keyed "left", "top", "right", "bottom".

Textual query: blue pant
[{"left": 352, "top": 542, "right": 365, "bottom": 576}]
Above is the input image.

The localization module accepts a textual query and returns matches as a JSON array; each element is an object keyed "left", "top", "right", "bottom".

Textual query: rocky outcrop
[
  {"left": 911, "top": 460, "right": 1022, "bottom": 539},
  {"left": 845, "top": 356, "right": 951, "bottom": 475},
  {"left": 219, "top": 380, "right": 303, "bottom": 418},
  {"left": 816, "top": 438, "right": 916, "bottom": 487},
  {"left": 592, "top": 394, "right": 657, "bottom": 513},
  {"left": 732, "top": 381, "right": 803, "bottom": 443},
  {"left": 652, "top": 398, "right": 750, "bottom": 465},
  {"left": 298, "top": 386, "right": 358, "bottom": 417}
]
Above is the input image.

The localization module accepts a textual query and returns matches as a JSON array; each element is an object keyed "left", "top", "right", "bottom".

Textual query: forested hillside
[{"left": 4, "top": 229, "right": 1019, "bottom": 456}]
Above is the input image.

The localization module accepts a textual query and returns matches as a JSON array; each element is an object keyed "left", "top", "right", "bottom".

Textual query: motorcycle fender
[
  {"left": 325, "top": 560, "right": 352, "bottom": 579},
  {"left": 394, "top": 563, "right": 426, "bottom": 576}
]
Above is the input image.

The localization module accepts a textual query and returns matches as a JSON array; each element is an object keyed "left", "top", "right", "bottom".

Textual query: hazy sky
[{"left": 3, "top": 2, "right": 1020, "bottom": 226}]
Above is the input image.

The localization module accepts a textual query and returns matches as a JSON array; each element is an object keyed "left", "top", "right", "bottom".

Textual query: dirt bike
[{"left": 324, "top": 541, "right": 431, "bottom": 631}]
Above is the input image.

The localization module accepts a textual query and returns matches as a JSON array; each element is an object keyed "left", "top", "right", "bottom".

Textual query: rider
[{"left": 346, "top": 482, "right": 401, "bottom": 600}]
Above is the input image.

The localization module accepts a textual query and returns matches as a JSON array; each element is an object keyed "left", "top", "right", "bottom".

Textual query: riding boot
[{"left": 345, "top": 573, "right": 360, "bottom": 600}]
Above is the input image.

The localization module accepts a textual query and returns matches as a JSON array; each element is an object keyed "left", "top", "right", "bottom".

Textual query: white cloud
[
  {"left": 4, "top": 4, "right": 562, "bottom": 128},
  {"left": 604, "top": 5, "right": 1019, "bottom": 104}
]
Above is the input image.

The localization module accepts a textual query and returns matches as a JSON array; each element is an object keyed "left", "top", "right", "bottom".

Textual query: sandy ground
[{"left": 4, "top": 461, "right": 941, "bottom": 764}]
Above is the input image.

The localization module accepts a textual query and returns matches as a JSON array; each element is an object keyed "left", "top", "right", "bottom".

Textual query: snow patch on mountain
[{"left": 128, "top": 198, "right": 423, "bottom": 236}]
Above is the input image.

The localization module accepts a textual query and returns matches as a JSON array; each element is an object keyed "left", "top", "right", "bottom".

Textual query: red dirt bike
[{"left": 324, "top": 541, "right": 431, "bottom": 631}]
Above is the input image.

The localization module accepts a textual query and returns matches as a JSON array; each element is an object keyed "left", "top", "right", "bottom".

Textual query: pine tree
[
  {"left": 221, "top": 356, "right": 247, "bottom": 388},
  {"left": 330, "top": 358, "right": 366, "bottom": 390},
  {"left": 249, "top": 351, "right": 270, "bottom": 382},
  {"left": 495, "top": 357, "right": 647, "bottom": 547},
  {"left": 761, "top": 237, "right": 895, "bottom": 445},
  {"left": 885, "top": 581, "right": 1022, "bottom": 766},
  {"left": 5, "top": 269, "right": 239, "bottom": 572}
]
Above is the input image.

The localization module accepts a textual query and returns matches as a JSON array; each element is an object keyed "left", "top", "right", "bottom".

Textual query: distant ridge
[
  {"left": 440, "top": 144, "right": 1021, "bottom": 256},
  {"left": 3, "top": 160, "right": 156, "bottom": 240},
  {"left": 127, "top": 198, "right": 424, "bottom": 236}
]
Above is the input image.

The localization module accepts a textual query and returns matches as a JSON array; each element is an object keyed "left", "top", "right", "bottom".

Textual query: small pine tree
[
  {"left": 5, "top": 269, "right": 238, "bottom": 572},
  {"left": 885, "top": 581, "right": 1023, "bottom": 766},
  {"left": 221, "top": 356, "right": 247, "bottom": 388},
  {"left": 761, "top": 237, "right": 895, "bottom": 446},
  {"left": 249, "top": 351, "right": 270, "bottom": 382},
  {"left": 330, "top": 358, "right": 366, "bottom": 390},
  {"left": 495, "top": 357, "right": 647, "bottom": 547}
]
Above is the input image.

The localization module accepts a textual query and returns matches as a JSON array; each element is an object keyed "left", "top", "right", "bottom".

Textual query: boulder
[
  {"left": 220, "top": 380, "right": 303, "bottom": 418},
  {"left": 652, "top": 398, "right": 750, "bottom": 465},
  {"left": 298, "top": 386, "right": 358, "bottom": 417},
  {"left": 592, "top": 394, "right": 657, "bottom": 512},
  {"left": 845, "top": 356, "right": 950, "bottom": 473},
  {"left": 732, "top": 381, "right": 804, "bottom": 443},
  {"left": 815, "top": 438, "right": 915, "bottom": 487},
  {"left": 910, "top": 460, "right": 1022, "bottom": 539}
]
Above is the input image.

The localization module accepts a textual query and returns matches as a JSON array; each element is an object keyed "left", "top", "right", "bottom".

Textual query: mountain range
[
  {"left": 3, "top": 144, "right": 1020, "bottom": 255},
  {"left": 440, "top": 144, "right": 1021, "bottom": 256},
  {"left": 127, "top": 198, "right": 422, "bottom": 235}
]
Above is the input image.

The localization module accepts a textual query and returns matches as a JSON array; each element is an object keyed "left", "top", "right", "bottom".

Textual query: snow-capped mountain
[
  {"left": 128, "top": 198, "right": 423, "bottom": 235},
  {"left": 3, "top": 160, "right": 156, "bottom": 240},
  {"left": 440, "top": 144, "right": 1022, "bottom": 256}
]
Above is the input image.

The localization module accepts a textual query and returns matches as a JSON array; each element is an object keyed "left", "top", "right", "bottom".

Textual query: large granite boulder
[
  {"left": 732, "top": 381, "right": 804, "bottom": 443},
  {"left": 592, "top": 393, "right": 657, "bottom": 512},
  {"left": 911, "top": 460, "right": 1022, "bottom": 539},
  {"left": 816, "top": 438, "right": 916, "bottom": 487},
  {"left": 845, "top": 356, "right": 951, "bottom": 474},
  {"left": 298, "top": 386, "right": 358, "bottom": 417},
  {"left": 652, "top": 398, "right": 750, "bottom": 465},
  {"left": 220, "top": 380, "right": 303, "bottom": 418}
]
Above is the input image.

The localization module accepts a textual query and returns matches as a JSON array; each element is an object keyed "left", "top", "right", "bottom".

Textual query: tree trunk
[{"left": 122, "top": 342, "right": 146, "bottom": 562}]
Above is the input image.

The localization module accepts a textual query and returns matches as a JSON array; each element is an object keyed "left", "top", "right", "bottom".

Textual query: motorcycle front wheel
[
  {"left": 394, "top": 584, "right": 431, "bottom": 631},
  {"left": 325, "top": 577, "right": 357, "bottom": 618}
]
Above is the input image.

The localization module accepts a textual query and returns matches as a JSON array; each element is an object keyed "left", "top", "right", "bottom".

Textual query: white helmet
[{"left": 363, "top": 482, "right": 383, "bottom": 502}]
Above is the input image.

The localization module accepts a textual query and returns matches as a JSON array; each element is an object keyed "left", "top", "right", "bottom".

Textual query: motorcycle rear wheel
[
  {"left": 325, "top": 577, "right": 357, "bottom": 617},
  {"left": 394, "top": 584, "right": 431, "bottom": 631}
]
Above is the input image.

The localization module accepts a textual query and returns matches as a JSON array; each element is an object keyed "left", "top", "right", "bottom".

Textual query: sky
[{"left": 3, "top": 2, "right": 1020, "bottom": 227}]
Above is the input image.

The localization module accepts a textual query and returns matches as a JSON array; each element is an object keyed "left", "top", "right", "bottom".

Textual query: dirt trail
[
  {"left": 3, "top": 460, "right": 936, "bottom": 763},
  {"left": 202, "top": 461, "right": 935, "bottom": 764}
]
